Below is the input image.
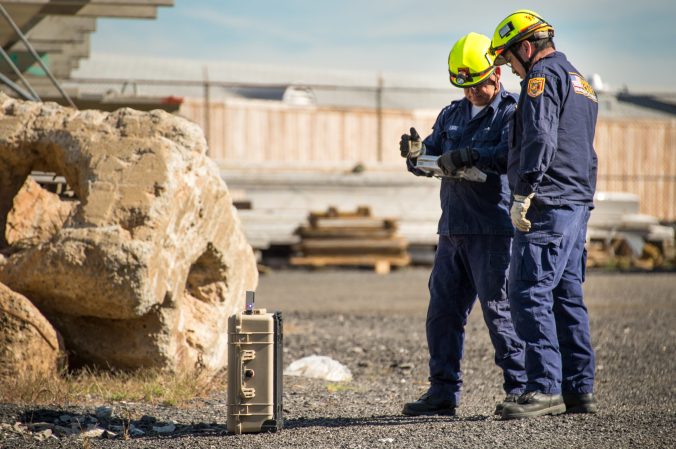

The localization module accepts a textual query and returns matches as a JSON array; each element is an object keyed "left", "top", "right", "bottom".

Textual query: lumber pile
[
  {"left": 290, "top": 206, "right": 410, "bottom": 274},
  {"left": 586, "top": 192, "right": 675, "bottom": 270}
]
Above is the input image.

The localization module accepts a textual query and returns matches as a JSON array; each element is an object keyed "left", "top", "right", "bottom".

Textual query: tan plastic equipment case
[{"left": 226, "top": 293, "right": 283, "bottom": 434}]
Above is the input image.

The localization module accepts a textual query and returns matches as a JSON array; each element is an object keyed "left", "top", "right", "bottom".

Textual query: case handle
[{"left": 239, "top": 349, "right": 256, "bottom": 399}]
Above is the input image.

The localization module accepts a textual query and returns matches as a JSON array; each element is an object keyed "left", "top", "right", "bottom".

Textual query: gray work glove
[
  {"left": 400, "top": 127, "right": 424, "bottom": 159},
  {"left": 510, "top": 193, "right": 535, "bottom": 232},
  {"left": 437, "top": 147, "right": 479, "bottom": 176}
]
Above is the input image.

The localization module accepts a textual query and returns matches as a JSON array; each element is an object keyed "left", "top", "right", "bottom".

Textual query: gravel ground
[{"left": 1, "top": 268, "right": 675, "bottom": 448}]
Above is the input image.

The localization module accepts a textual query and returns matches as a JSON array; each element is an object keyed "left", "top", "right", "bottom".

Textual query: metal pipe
[
  {"left": 0, "top": 72, "right": 36, "bottom": 101},
  {"left": 0, "top": 45, "right": 40, "bottom": 101},
  {"left": 0, "top": 3, "right": 76, "bottom": 108}
]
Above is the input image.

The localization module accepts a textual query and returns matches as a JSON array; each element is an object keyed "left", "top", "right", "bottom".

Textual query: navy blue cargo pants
[
  {"left": 427, "top": 234, "right": 526, "bottom": 405},
  {"left": 508, "top": 204, "right": 595, "bottom": 395}
]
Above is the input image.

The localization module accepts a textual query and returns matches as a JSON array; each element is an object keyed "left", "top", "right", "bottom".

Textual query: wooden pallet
[{"left": 291, "top": 206, "right": 410, "bottom": 273}]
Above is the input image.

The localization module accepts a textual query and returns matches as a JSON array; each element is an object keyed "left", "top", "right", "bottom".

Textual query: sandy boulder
[
  {"left": 0, "top": 94, "right": 257, "bottom": 371},
  {"left": 0, "top": 282, "right": 63, "bottom": 380},
  {"left": 5, "top": 177, "right": 76, "bottom": 246}
]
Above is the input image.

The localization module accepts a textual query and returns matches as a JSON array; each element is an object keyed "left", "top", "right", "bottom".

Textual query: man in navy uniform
[
  {"left": 400, "top": 32, "right": 526, "bottom": 417},
  {"left": 489, "top": 10, "right": 599, "bottom": 419}
]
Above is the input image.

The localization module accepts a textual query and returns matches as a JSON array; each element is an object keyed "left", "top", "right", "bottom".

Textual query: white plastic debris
[{"left": 284, "top": 355, "right": 353, "bottom": 382}]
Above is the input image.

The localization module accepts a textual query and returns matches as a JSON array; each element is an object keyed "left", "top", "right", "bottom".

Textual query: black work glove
[
  {"left": 437, "top": 147, "right": 479, "bottom": 176},
  {"left": 399, "top": 127, "right": 424, "bottom": 158}
]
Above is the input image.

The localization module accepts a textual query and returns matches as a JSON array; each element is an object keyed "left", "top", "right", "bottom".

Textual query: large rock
[
  {"left": 5, "top": 177, "right": 75, "bottom": 246},
  {"left": 0, "top": 282, "right": 63, "bottom": 380},
  {"left": 0, "top": 94, "right": 258, "bottom": 371}
]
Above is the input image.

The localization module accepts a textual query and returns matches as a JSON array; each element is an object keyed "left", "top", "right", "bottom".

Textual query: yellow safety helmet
[
  {"left": 448, "top": 32, "right": 496, "bottom": 88},
  {"left": 489, "top": 10, "right": 555, "bottom": 66}
]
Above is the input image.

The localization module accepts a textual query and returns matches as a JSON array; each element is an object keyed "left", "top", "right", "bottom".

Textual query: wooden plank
[
  {"left": 298, "top": 248, "right": 408, "bottom": 257},
  {"left": 296, "top": 239, "right": 408, "bottom": 257},
  {"left": 309, "top": 206, "right": 371, "bottom": 220},
  {"left": 297, "top": 227, "right": 396, "bottom": 239},
  {"left": 374, "top": 260, "right": 391, "bottom": 274},
  {"left": 289, "top": 254, "right": 411, "bottom": 272},
  {"left": 309, "top": 217, "right": 397, "bottom": 230},
  {"left": 298, "top": 237, "right": 407, "bottom": 251}
]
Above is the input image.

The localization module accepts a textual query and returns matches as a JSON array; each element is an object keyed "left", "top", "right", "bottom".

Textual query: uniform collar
[
  {"left": 529, "top": 51, "right": 563, "bottom": 73},
  {"left": 521, "top": 53, "right": 560, "bottom": 87},
  {"left": 489, "top": 84, "right": 508, "bottom": 111}
]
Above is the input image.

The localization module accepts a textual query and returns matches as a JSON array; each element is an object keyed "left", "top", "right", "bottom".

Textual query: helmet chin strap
[{"left": 512, "top": 42, "right": 533, "bottom": 74}]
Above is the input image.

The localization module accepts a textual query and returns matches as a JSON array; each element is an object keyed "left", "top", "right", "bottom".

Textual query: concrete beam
[
  {"left": 45, "top": 36, "right": 91, "bottom": 72},
  {"left": 75, "top": 5, "right": 159, "bottom": 18},
  {"left": 0, "top": 0, "right": 174, "bottom": 81},
  {"left": 1, "top": 1, "right": 172, "bottom": 6},
  {"left": 0, "top": 4, "right": 46, "bottom": 48},
  {"left": 27, "top": 16, "right": 96, "bottom": 40},
  {"left": 37, "top": 2, "right": 173, "bottom": 19},
  {"left": 10, "top": 40, "right": 66, "bottom": 52},
  {"left": 4, "top": 33, "right": 89, "bottom": 78}
]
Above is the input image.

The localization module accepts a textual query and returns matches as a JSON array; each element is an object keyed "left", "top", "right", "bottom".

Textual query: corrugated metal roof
[
  {"left": 71, "top": 53, "right": 443, "bottom": 87},
  {"left": 67, "top": 54, "right": 675, "bottom": 119}
]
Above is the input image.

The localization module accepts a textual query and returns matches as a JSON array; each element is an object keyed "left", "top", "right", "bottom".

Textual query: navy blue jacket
[
  {"left": 509, "top": 51, "right": 598, "bottom": 206},
  {"left": 407, "top": 86, "right": 516, "bottom": 236}
]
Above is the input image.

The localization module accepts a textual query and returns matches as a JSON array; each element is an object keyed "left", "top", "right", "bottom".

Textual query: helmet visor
[
  {"left": 493, "top": 52, "right": 508, "bottom": 66},
  {"left": 489, "top": 45, "right": 508, "bottom": 66}
]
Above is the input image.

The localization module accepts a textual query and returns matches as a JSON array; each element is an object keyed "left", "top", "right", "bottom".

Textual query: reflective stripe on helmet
[{"left": 449, "top": 65, "right": 495, "bottom": 86}]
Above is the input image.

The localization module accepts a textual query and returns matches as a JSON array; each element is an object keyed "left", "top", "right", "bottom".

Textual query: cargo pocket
[{"left": 515, "top": 231, "right": 563, "bottom": 282}]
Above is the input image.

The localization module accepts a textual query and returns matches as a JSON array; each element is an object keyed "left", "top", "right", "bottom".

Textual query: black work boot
[
  {"left": 501, "top": 391, "right": 566, "bottom": 419},
  {"left": 563, "top": 393, "right": 597, "bottom": 413},
  {"left": 494, "top": 394, "right": 519, "bottom": 415},
  {"left": 402, "top": 391, "right": 456, "bottom": 416}
]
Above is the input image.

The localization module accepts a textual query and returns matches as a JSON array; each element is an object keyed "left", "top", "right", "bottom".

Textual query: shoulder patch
[
  {"left": 570, "top": 73, "right": 598, "bottom": 103},
  {"left": 527, "top": 77, "right": 545, "bottom": 98}
]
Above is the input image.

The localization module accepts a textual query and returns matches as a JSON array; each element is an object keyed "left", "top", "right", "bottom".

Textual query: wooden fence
[
  {"left": 594, "top": 119, "right": 676, "bottom": 221},
  {"left": 179, "top": 98, "right": 676, "bottom": 221}
]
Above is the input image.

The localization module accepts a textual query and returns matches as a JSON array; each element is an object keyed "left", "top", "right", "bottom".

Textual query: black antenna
[{"left": 245, "top": 291, "right": 255, "bottom": 314}]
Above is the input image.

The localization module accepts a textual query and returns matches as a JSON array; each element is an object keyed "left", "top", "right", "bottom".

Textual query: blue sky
[{"left": 90, "top": 0, "right": 676, "bottom": 93}]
